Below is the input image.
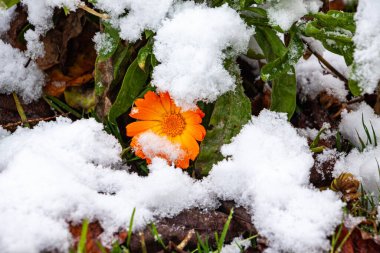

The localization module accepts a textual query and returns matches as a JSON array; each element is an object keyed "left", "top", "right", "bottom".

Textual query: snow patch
[
  {"left": 353, "top": 0, "right": 380, "bottom": 94},
  {"left": 206, "top": 110, "right": 343, "bottom": 253},
  {"left": 0, "top": 6, "right": 16, "bottom": 36},
  {"left": 267, "top": 0, "right": 322, "bottom": 31},
  {"left": 152, "top": 4, "right": 252, "bottom": 109},
  {"left": 0, "top": 40, "right": 45, "bottom": 102}
]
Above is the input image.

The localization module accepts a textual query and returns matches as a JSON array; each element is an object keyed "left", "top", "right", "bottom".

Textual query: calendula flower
[{"left": 126, "top": 91, "right": 206, "bottom": 169}]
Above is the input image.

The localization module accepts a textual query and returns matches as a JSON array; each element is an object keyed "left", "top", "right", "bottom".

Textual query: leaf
[
  {"left": 0, "top": 0, "right": 19, "bottom": 9},
  {"left": 348, "top": 64, "right": 363, "bottom": 96},
  {"left": 137, "top": 40, "right": 153, "bottom": 71},
  {"left": 255, "top": 26, "right": 297, "bottom": 119},
  {"left": 97, "top": 22, "right": 120, "bottom": 62},
  {"left": 270, "top": 69, "right": 297, "bottom": 119},
  {"left": 304, "top": 11, "right": 355, "bottom": 65},
  {"left": 261, "top": 26, "right": 304, "bottom": 81},
  {"left": 195, "top": 81, "right": 251, "bottom": 176},
  {"left": 108, "top": 58, "right": 149, "bottom": 127}
]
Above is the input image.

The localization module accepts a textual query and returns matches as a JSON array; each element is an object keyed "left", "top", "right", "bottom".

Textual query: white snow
[
  {"left": 339, "top": 102, "right": 380, "bottom": 148},
  {"left": 0, "top": 40, "right": 45, "bottom": 102},
  {"left": 206, "top": 110, "right": 343, "bottom": 253},
  {"left": 0, "top": 118, "right": 215, "bottom": 253},
  {"left": 296, "top": 50, "right": 348, "bottom": 101},
  {"left": 93, "top": 32, "right": 114, "bottom": 55},
  {"left": 335, "top": 103, "right": 380, "bottom": 196},
  {"left": 0, "top": 6, "right": 16, "bottom": 36},
  {"left": 152, "top": 4, "right": 252, "bottom": 109},
  {"left": 220, "top": 236, "right": 251, "bottom": 253},
  {"left": 134, "top": 130, "right": 186, "bottom": 164},
  {"left": 95, "top": 0, "right": 174, "bottom": 42},
  {"left": 352, "top": 0, "right": 380, "bottom": 94},
  {"left": 267, "top": 0, "right": 322, "bottom": 31}
]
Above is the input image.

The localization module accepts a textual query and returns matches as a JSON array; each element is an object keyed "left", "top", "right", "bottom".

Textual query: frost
[
  {"left": 152, "top": 4, "right": 252, "bottom": 109},
  {"left": 93, "top": 32, "right": 114, "bottom": 55},
  {"left": 206, "top": 110, "right": 343, "bottom": 253},
  {"left": 0, "top": 6, "right": 16, "bottom": 36},
  {"left": 95, "top": 0, "right": 174, "bottom": 42},
  {"left": 338, "top": 102, "right": 380, "bottom": 148},
  {"left": 267, "top": 0, "right": 322, "bottom": 31},
  {"left": 352, "top": 0, "right": 380, "bottom": 94},
  {"left": 0, "top": 119, "right": 215, "bottom": 253},
  {"left": 296, "top": 50, "right": 348, "bottom": 101},
  {"left": 135, "top": 131, "right": 186, "bottom": 164},
  {"left": 0, "top": 40, "right": 45, "bottom": 103}
]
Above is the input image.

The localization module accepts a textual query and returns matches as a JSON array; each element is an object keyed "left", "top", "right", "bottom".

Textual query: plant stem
[
  {"left": 79, "top": 3, "right": 109, "bottom": 19},
  {"left": 12, "top": 92, "right": 31, "bottom": 128}
]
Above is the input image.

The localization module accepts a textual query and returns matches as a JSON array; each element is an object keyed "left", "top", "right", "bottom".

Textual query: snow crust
[
  {"left": 0, "top": 118, "right": 214, "bottom": 253},
  {"left": 296, "top": 46, "right": 348, "bottom": 101},
  {"left": 206, "top": 110, "right": 343, "bottom": 253},
  {"left": 353, "top": 0, "right": 380, "bottom": 94},
  {"left": 0, "top": 6, "right": 16, "bottom": 36},
  {"left": 267, "top": 0, "right": 322, "bottom": 31},
  {"left": 152, "top": 4, "right": 252, "bottom": 108},
  {"left": 220, "top": 236, "right": 251, "bottom": 253},
  {"left": 95, "top": 0, "right": 174, "bottom": 42},
  {"left": 0, "top": 40, "right": 45, "bottom": 102}
]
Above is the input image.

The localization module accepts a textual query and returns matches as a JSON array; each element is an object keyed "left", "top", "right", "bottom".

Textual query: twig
[
  {"left": 79, "top": 3, "right": 109, "bottom": 19},
  {"left": 12, "top": 92, "right": 30, "bottom": 128},
  {"left": 177, "top": 229, "right": 195, "bottom": 250},
  {"left": 0, "top": 113, "right": 68, "bottom": 129},
  {"left": 347, "top": 96, "right": 365, "bottom": 105},
  {"left": 302, "top": 38, "right": 348, "bottom": 85}
]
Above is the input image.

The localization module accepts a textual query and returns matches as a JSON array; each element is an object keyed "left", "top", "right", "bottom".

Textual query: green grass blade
[
  {"left": 217, "top": 209, "right": 234, "bottom": 252},
  {"left": 77, "top": 219, "right": 89, "bottom": 253},
  {"left": 126, "top": 208, "right": 136, "bottom": 249}
]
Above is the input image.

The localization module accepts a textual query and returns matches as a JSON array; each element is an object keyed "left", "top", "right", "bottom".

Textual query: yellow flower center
[{"left": 161, "top": 113, "right": 186, "bottom": 137}]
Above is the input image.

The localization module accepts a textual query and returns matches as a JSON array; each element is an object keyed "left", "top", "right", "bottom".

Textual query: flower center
[{"left": 161, "top": 113, "right": 186, "bottom": 137}]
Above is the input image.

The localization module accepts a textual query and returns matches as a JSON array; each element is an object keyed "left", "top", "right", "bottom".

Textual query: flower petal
[
  {"left": 126, "top": 121, "right": 160, "bottom": 137},
  {"left": 134, "top": 91, "right": 166, "bottom": 115},
  {"left": 159, "top": 92, "right": 172, "bottom": 113},
  {"left": 129, "top": 107, "right": 164, "bottom": 121},
  {"left": 180, "top": 133, "right": 200, "bottom": 160},
  {"left": 184, "top": 124, "right": 206, "bottom": 141},
  {"left": 183, "top": 111, "right": 203, "bottom": 124}
]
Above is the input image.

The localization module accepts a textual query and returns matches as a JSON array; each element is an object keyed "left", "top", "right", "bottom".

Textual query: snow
[
  {"left": 206, "top": 110, "right": 343, "bottom": 253},
  {"left": 267, "top": 0, "right": 322, "bottom": 31},
  {"left": 152, "top": 4, "right": 252, "bottom": 109},
  {"left": 134, "top": 130, "right": 186, "bottom": 164},
  {"left": 0, "top": 40, "right": 45, "bottom": 103},
  {"left": 335, "top": 103, "right": 380, "bottom": 195},
  {"left": 95, "top": 0, "right": 174, "bottom": 42},
  {"left": 0, "top": 118, "right": 215, "bottom": 253},
  {"left": 296, "top": 50, "right": 348, "bottom": 101},
  {"left": 93, "top": 32, "right": 114, "bottom": 55},
  {"left": 220, "top": 236, "right": 251, "bottom": 253},
  {"left": 0, "top": 6, "right": 16, "bottom": 36},
  {"left": 339, "top": 102, "right": 380, "bottom": 148},
  {"left": 353, "top": 0, "right": 380, "bottom": 94}
]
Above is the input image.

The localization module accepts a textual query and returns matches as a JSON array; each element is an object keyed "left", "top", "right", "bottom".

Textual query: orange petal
[
  {"left": 184, "top": 124, "right": 206, "bottom": 141},
  {"left": 159, "top": 92, "right": 172, "bottom": 113},
  {"left": 183, "top": 111, "right": 203, "bottom": 124},
  {"left": 126, "top": 121, "right": 160, "bottom": 137},
  {"left": 129, "top": 107, "right": 164, "bottom": 121},
  {"left": 180, "top": 133, "right": 200, "bottom": 160},
  {"left": 134, "top": 92, "right": 166, "bottom": 115},
  {"left": 175, "top": 157, "right": 190, "bottom": 169}
]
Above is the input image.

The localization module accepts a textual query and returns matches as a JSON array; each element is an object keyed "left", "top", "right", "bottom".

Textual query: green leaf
[
  {"left": 195, "top": 81, "right": 251, "bottom": 176},
  {"left": 254, "top": 27, "right": 286, "bottom": 61},
  {"left": 304, "top": 11, "right": 355, "bottom": 65},
  {"left": 64, "top": 87, "right": 96, "bottom": 112},
  {"left": 348, "top": 79, "right": 362, "bottom": 97},
  {"left": 137, "top": 41, "right": 153, "bottom": 71},
  {"left": 261, "top": 27, "right": 304, "bottom": 81},
  {"left": 108, "top": 58, "right": 149, "bottom": 127},
  {"left": 97, "top": 22, "right": 120, "bottom": 61},
  {"left": 0, "top": 0, "right": 19, "bottom": 9},
  {"left": 270, "top": 69, "right": 297, "bottom": 119}
]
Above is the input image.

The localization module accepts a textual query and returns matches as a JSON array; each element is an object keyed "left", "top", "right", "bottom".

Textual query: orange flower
[{"left": 126, "top": 91, "right": 206, "bottom": 169}]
